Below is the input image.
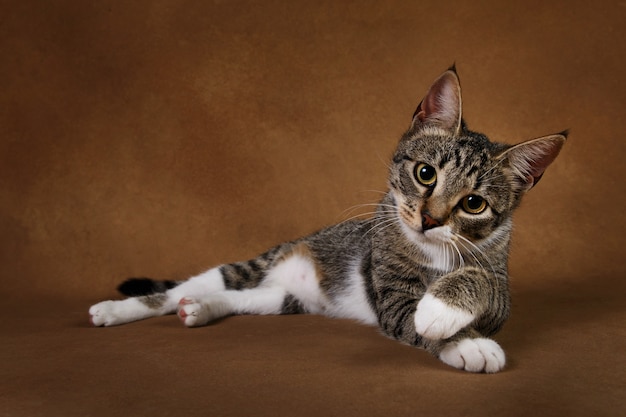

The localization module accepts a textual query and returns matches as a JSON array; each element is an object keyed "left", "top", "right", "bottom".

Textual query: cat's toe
[
  {"left": 439, "top": 338, "right": 505, "bottom": 373},
  {"left": 414, "top": 294, "right": 474, "bottom": 339},
  {"left": 177, "top": 297, "right": 207, "bottom": 327}
]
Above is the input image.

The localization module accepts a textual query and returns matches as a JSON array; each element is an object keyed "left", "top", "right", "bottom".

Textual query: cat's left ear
[
  {"left": 411, "top": 67, "right": 463, "bottom": 136},
  {"left": 497, "top": 132, "right": 568, "bottom": 190}
]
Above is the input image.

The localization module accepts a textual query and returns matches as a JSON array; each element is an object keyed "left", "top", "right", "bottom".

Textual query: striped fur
[{"left": 89, "top": 68, "right": 566, "bottom": 373}]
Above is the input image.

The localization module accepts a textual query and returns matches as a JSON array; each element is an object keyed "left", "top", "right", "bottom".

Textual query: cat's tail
[{"left": 117, "top": 278, "right": 180, "bottom": 296}]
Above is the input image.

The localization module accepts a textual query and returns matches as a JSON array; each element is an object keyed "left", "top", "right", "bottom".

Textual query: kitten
[{"left": 89, "top": 67, "right": 566, "bottom": 373}]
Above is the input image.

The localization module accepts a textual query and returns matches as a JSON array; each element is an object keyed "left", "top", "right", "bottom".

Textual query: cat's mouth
[
  {"left": 397, "top": 209, "right": 453, "bottom": 245},
  {"left": 423, "top": 226, "right": 455, "bottom": 243},
  {"left": 396, "top": 205, "right": 438, "bottom": 230},
  {"left": 396, "top": 215, "right": 460, "bottom": 271},
  {"left": 391, "top": 193, "right": 454, "bottom": 245}
]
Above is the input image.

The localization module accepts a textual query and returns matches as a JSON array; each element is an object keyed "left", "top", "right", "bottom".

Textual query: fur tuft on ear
[
  {"left": 498, "top": 133, "right": 567, "bottom": 190},
  {"left": 411, "top": 68, "right": 463, "bottom": 136}
]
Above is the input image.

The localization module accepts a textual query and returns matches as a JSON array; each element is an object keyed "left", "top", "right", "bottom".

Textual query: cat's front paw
[
  {"left": 439, "top": 337, "right": 505, "bottom": 373},
  {"left": 414, "top": 293, "right": 474, "bottom": 340}
]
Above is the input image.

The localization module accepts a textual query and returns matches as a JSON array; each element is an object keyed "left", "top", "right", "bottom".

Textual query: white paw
[
  {"left": 177, "top": 297, "right": 211, "bottom": 327},
  {"left": 89, "top": 301, "right": 122, "bottom": 327},
  {"left": 89, "top": 298, "right": 158, "bottom": 326},
  {"left": 439, "top": 338, "right": 506, "bottom": 373},
  {"left": 414, "top": 293, "right": 475, "bottom": 340}
]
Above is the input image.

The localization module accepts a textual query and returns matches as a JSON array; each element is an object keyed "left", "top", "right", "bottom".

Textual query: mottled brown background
[{"left": 2, "top": 1, "right": 624, "bottom": 416}]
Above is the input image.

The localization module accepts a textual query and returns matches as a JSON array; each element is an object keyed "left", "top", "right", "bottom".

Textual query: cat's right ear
[{"left": 410, "top": 67, "right": 463, "bottom": 136}]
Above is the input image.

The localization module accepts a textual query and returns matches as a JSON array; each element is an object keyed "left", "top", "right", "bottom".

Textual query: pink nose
[{"left": 421, "top": 212, "right": 442, "bottom": 231}]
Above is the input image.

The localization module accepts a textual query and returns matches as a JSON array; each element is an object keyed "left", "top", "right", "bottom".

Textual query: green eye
[
  {"left": 415, "top": 163, "right": 437, "bottom": 186},
  {"left": 461, "top": 195, "right": 488, "bottom": 214}
]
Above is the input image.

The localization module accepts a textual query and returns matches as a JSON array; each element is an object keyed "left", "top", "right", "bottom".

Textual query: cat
[{"left": 89, "top": 67, "right": 566, "bottom": 373}]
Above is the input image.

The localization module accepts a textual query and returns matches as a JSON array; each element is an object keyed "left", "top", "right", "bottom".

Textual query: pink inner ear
[
  {"left": 426, "top": 74, "right": 460, "bottom": 122},
  {"left": 529, "top": 144, "right": 561, "bottom": 178},
  {"left": 411, "top": 70, "right": 461, "bottom": 133},
  {"left": 504, "top": 134, "right": 566, "bottom": 188},
  {"left": 413, "top": 101, "right": 426, "bottom": 122},
  {"left": 420, "top": 89, "right": 440, "bottom": 121}
]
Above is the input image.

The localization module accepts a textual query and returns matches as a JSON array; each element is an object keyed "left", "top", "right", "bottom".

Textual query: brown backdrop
[{"left": 2, "top": 1, "right": 625, "bottom": 416}]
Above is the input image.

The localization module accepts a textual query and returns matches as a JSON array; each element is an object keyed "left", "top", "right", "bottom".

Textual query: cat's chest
[{"left": 371, "top": 247, "right": 446, "bottom": 288}]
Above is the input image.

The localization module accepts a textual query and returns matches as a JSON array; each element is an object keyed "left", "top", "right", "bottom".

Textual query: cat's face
[
  {"left": 386, "top": 68, "right": 566, "bottom": 270},
  {"left": 389, "top": 127, "right": 515, "bottom": 268}
]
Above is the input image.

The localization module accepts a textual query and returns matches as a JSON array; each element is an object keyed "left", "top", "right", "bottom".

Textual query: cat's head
[{"left": 388, "top": 67, "right": 566, "bottom": 270}]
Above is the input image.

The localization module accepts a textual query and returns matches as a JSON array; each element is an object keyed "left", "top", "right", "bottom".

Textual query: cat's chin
[
  {"left": 398, "top": 219, "right": 452, "bottom": 245},
  {"left": 398, "top": 221, "right": 456, "bottom": 271}
]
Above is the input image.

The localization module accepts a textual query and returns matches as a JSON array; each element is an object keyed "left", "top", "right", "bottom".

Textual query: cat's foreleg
[
  {"left": 374, "top": 283, "right": 506, "bottom": 373},
  {"left": 413, "top": 266, "right": 508, "bottom": 340},
  {"left": 437, "top": 333, "right": 506, "bottom": 373},
  {"left": 89, "top": 267, "right": 226, "bottom": 326},
  {"left": 413, "top": 293, "right": 475, "bottom": 340},
  {"left": 413, "top": 267, "right": 509, "bottom": 373}
]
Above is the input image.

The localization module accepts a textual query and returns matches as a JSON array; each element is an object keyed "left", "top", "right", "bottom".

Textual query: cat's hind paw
[
  {"left": 414, "top": 293, "right": 475, "bottom": 340},
  {"left": 177, "top": 294, "right": 233, "bottom": 327},
  {"left": 177, "top": 297, "right": 204, "bottom": 327},
  {"left": 89, "top": 301, "right": 123, "bottom": 327},
  {"left": 439, "top": 337, "right": 506, "bottom": 373},
  {"left": 177, "top": 297, "right": 213, "bottom": 327}
]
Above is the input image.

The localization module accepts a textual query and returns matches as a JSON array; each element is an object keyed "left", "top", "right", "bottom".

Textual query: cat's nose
[{"left": 421, "top": 211, "right": 442, "bottom": 231}]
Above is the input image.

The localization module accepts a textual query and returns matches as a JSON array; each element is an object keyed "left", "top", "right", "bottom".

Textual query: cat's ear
[
  {"left": 497, "top": 132, "right": 568, "bottom": 190},
  {"left": 411, "top": 67, "right": 463, "bottom": 136}
]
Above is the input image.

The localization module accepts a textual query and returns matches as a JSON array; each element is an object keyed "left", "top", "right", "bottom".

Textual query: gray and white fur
[{"left": 89, "top": 67, "right": 566, "bottom": 373}]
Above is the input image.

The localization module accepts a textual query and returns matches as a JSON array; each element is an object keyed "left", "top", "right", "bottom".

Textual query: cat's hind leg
[
  {"left": 176, "top": 243, "right": 325, "bottom": 327},
  {"left": 89, "top": 296, "right": 171, "bottom": 327},
  {"left": 176, "top": 287, "right": 288, "bottom": 327},
  {"left": 89, "top": 267, "right": 226, "bottom": 326}
]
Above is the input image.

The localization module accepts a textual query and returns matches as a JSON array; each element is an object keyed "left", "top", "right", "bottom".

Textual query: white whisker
[
  {"left": 456, "top": 235, "right": 497, "bottom": 277},
  {"left": 359, "top": 189, "right": 388, "bottom": 196},
  {"left": 364, "top": 217, "right": 399, "bottom": 239},
  {"left": 449, "top": 241, "right": 465, "bottom": 270}
]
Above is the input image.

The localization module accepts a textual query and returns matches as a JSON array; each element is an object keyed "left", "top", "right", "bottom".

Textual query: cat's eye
[
  {"left": 415, "top": 163, "right": 437, "bottom": 186},
  {"left": 461, "top": 195, "right": 488, "bottom": 214}
]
